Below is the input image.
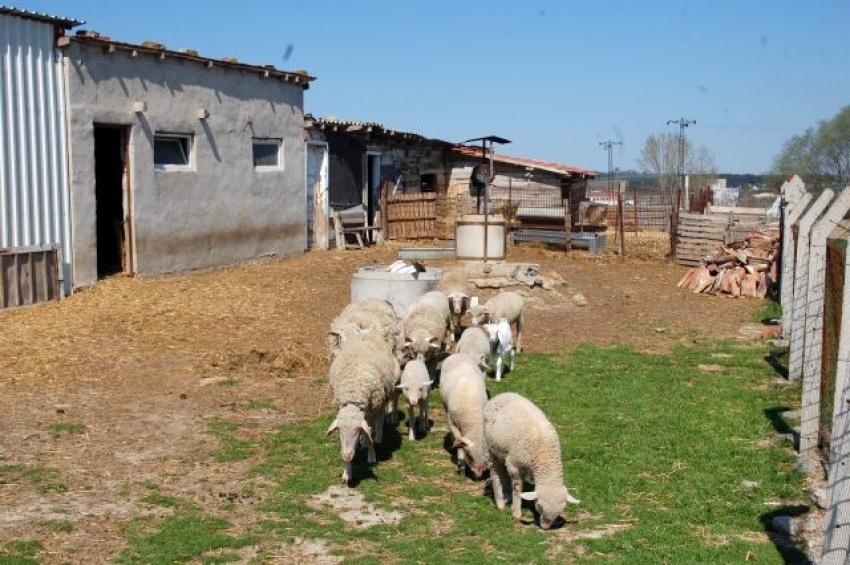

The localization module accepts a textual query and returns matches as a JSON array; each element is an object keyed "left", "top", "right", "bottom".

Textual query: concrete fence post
[
  {"left": 788, "top": 190, "right": 835, "bottom": 382},
  {"left": 799, "top": 188, "right": 850, "bottom": 463},
  {"left": 822, "top": 241, "right": 850, "bottom": 563},
  {"left": 781, "top": 192, "right": 812, "bottom": 340}
]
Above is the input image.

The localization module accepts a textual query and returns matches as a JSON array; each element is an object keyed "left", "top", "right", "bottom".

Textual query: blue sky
[{"left": 12, "top": 0, "right": 850, "bottom": 174}]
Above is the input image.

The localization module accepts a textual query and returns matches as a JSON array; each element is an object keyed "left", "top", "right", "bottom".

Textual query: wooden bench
[{"left": 332, "top": 204, "right": 382, "bottom": 250}]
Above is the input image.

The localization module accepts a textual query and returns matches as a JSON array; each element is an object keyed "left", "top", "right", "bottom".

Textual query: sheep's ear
[
  {"left": 395, "top": 384, "right": 406, "bottom": 391},
  {"left": 429, "top": 337, "right": 441, "bottom": 349},
  {"left": 325, "top": 419, "right": 339, "bottom": 436},
  {"left": 520, "top": 491, "right": 539, "bottom": 502},
  {"left": 452, "top": 437, "right": 474, "bottom": 449},
  {"left": 566, "top": 489, "right": 581, "bottom": 505},
  {"left": 360, "top": 420, "right": 373, "bottom": 442}
]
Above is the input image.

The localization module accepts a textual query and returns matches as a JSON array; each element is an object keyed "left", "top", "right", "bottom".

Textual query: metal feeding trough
[{"left": 350, "top": 265, "right": 442, "bottom": 319}]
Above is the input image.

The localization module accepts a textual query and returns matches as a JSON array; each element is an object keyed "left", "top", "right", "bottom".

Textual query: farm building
[
  {"left": 305, "top": 116, "right": 597, "bottom": 244},
  {"left": 60, "top": 31, "right": 314, "bottom": 288},
  {"left": 0, "top": 6, "right": 82, "bottom": 307}
]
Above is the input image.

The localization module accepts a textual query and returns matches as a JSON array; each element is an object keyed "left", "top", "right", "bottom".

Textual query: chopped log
[
  {"left": 741, "top": 273, "right": 758, "bottom": 297},
  {"left": 677, "top": 268, "right": 696, "bottom": 288}
]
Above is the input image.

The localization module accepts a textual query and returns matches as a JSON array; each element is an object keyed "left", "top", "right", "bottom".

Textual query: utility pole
[
  {"left": 667, "top": 118, "right": 695, "bottom": 208},
  {"left": 599, "top": 140, "right": 623, "bottom": 256}
]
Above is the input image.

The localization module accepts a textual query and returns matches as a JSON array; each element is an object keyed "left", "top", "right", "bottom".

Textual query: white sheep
[
  {"left": 445, "top": 290, "right": 471, "bottom": 343},
  {"left": 396, "top": 359, "right": 433, "bottom": 440},
  {"left": 402, "top": 291, "right": 450, "bottom": 363},
  {"left": 468, "top": 291, "right": 525, "bottom": 352},
  {"left": 455, "top": 326, "right": 491, "bottom": 371},
  {"left": 325, "top": 297, "right": 401, "bottom": 362},
  {"left": 439, "top": 353, "right": 489, "bottom": 478},
  {"left": 326, "top": 332, "right": 400, "bottom": 483},
  {"left": 483, "top": 392, "right": 580, "bottom": 528},
  {"left": 484, "top": 319, "right": 515, "bottom": 382}
]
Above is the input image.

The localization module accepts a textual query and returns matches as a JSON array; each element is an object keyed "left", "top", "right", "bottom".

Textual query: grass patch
[
  {"left": 48, "top": 422, "right": 87, "bottom": 438},
  {"left": 754, "top": 297, "right": 782, "bottom": 323},
  {"left": 0, "top": 464, "right": 67, "bottom": 493},
  {"left": 0, "top": 540, "right": 42, "bottom": 564},
  {"left": 242, "top": 340, "right": 803, "bottom": 563},
  {"left": 116, "top": 511, "right": 257, "bottom": 564},
  {"left": 205, "top": 417, "right": 257, "bottom": 462},
  {"left": 38, "top": 519, "right": 74, "bottom": 533},
  {"left": 247, "top": 399, "right": 277, "bottom": 410}
]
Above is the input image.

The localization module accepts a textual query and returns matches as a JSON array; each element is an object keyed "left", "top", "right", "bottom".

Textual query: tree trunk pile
[{"left": 676, "top": 227, "right": 780, "bottom": 298}]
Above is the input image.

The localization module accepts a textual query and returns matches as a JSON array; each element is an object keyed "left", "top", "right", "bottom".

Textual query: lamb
[
  {"left": 402, "top": 290, "right": 451, "bottom": 363},
  {"left": 483, "top": 392, "right": 580, "bottom": 528},
  {"left": 396, "top": 359, "right": 433, "bottom": 440},
  {"left": 468, "top": 291, "right": 525, "bottom": 352},
  {"left": 325, "top": 297, "right": 401, "bottom": 362},
  {"left": 455, "top": 326, "right": 491, "bottom": 371},
  {"left": 326, "top": 331, "right": 400, "bottom": 483},
  {"left": 483, "top": 319, "right": 515, "bottom": 382},
  {"left": 438, "top": 353, "right": 489, "bottom": 478}
]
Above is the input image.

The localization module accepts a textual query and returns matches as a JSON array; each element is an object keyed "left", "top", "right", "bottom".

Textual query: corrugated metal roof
[
  {"left": 453, "top": 145, "right": 597, "bottom": 178},
  {"left": 305, "top": 115, "right": 453, "bottom": 144},
  {"left": 66, "top": 33, "right": 315, "bottom": 88},
  {"left": 0, "top": 5, "right": 83, "bottom": 27}
]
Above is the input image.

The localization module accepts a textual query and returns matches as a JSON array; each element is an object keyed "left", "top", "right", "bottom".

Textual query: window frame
[
  {"left": 153, "top": 133, "right": 194, "bottom": 171},
  {"left": 252, "top": 138, "right": 284, "bottom": 170}
]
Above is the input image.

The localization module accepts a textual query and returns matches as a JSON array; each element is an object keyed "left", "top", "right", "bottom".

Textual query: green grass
[
  {"left": 0, "top": 540, "right": 42, "bottom": 565},
  {"left": 226, "top": 339, "right": 803, "bottom": 563},
  {"left": 0, "top": 464, "right": 67, "bottom": 493},
  {"left": 48, "top": 422, "right": 87, "bottom": 438}
]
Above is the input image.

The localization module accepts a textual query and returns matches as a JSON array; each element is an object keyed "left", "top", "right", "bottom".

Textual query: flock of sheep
[{"left": 323, "top": 276, "right": 580, "bottom": 529}]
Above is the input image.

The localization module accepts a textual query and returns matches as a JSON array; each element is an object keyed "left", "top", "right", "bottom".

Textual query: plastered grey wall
[{"left": 64, "top": 40, "right": 307, "bottom": 288}]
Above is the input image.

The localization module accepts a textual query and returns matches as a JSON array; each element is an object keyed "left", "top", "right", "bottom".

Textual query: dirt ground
[{"left": 0, "top": 241, "right": 770, "bottom": 562}]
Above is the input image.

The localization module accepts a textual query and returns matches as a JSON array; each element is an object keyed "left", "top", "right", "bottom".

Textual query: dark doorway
[{"left": 94, "top": 126, "right": 127, "bottom": 278}]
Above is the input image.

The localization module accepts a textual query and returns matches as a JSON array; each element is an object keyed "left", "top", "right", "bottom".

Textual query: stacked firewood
[{"left": 677, "top": 227, "right": 780, "bottom": 298}]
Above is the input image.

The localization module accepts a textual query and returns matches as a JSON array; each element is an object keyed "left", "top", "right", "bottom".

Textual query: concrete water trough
[{"left": 350, "top": 265, "right": 443, "bottom": 318}]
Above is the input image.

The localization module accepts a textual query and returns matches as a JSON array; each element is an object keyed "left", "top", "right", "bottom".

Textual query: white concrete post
[
  {"left": 788, "top": 190, "right": 835, "bottom": 381},
  {"left": 781, "top": 192, "right": 812, "bottom": 340},
  {"left": 822, "top": 241, "right": 850, "bottom": 563},
  {"left": 800, "top": 188, "right": 850, "bottom": 461}
]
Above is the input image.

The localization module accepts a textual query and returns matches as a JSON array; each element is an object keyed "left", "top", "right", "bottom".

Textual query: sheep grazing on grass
[
  {"left": 468, "top": 291, "right": 525, "bottom": 352},
  {"left": 438, "top": 353, "right": 488, "bottom": 478},
  {"left": 326, "top": 332, "right": 400, "bottom": 484},
  {"left": 483, "top": 392, "right": 580, "bottom": 529},
  {"left": 396, "top": 359, "right": 433, "bottom": 440},
  {"left": 484, "top": 319, "right": 515, "bottom": 382},
  {"left": 325, "top": 297, "right": 401, "bottom": 362},
  {"left": 402, "top": 291, "right": 450, "bottom": 364},
  {"left": 455, "top": 326, "right": 491, "bottom": 371}
]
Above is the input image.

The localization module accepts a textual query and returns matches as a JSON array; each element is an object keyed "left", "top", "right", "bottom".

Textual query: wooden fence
[
  {"left": 383, "top": 191, "right": 437, "bottom": 240},
  {"left": 674, "top": 207, "right": 779, "bottom": 267},
  {"left": 1, "top": 244, "right": 63, "bottom": 311}
]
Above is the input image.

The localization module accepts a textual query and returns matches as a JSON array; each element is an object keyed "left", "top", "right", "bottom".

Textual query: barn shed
[{"left": 59, "top": 32, "right": 314, "bottom": 288}]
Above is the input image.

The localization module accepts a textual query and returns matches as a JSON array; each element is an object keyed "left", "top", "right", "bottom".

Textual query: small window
[
  {"left": 154, "top": 133, "right": 192, "bottom": 170},
  {"left": 420, "top": 173, "right": 437, "bottom": 192},
  {"left": 253, "top": 139, "right": 283, "bottom": 169}
]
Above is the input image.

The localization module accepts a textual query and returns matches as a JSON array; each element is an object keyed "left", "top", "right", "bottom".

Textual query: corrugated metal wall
[{"left": 0, "top": 14, "right": 71, "bottom": 288}]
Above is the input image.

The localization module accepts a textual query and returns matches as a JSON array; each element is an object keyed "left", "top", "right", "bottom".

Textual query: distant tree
[
  {"left": 772, "top": 105, "right": 850, "bottom": 190},
  {"left": 637, "top": 132, "right": 717, "bottom": 191}
]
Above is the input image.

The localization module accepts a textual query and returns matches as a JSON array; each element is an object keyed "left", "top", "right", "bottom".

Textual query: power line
[
  {"left": 599, "top": 140, "right": 623, "bottom": 193},
  {"left": 667, "top": 118, "right": 696, "bottom": 200}
]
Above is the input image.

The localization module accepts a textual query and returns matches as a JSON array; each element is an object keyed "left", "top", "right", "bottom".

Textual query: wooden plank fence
[
  {"left": 1, "top": 244, "right": 62, "bottom": 311},
  {"left": 674, "top": 209, "right": 779, "bottom": 267},
  {"left": 384, "top": 192, "right": 437, "bottom": 240}
]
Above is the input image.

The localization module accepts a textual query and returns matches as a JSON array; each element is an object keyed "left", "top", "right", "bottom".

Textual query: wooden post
[
  {"left": 781, "top": 192, "right": 813, "bottom": 339},
  {"left": 822, "top": 241, "right": 850, "bottom": 562},
  {"left": 617, "top": 190, "right": 625, "bottom": 256},
  {"left": 799, "top": 187, "right": 850, "bottom": 461},
  {"left": 563, "top": 199, "right": 571, "bottom": 252},
  {"left": 788, "top": 190, "right": 835, "bottom": 381}
]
